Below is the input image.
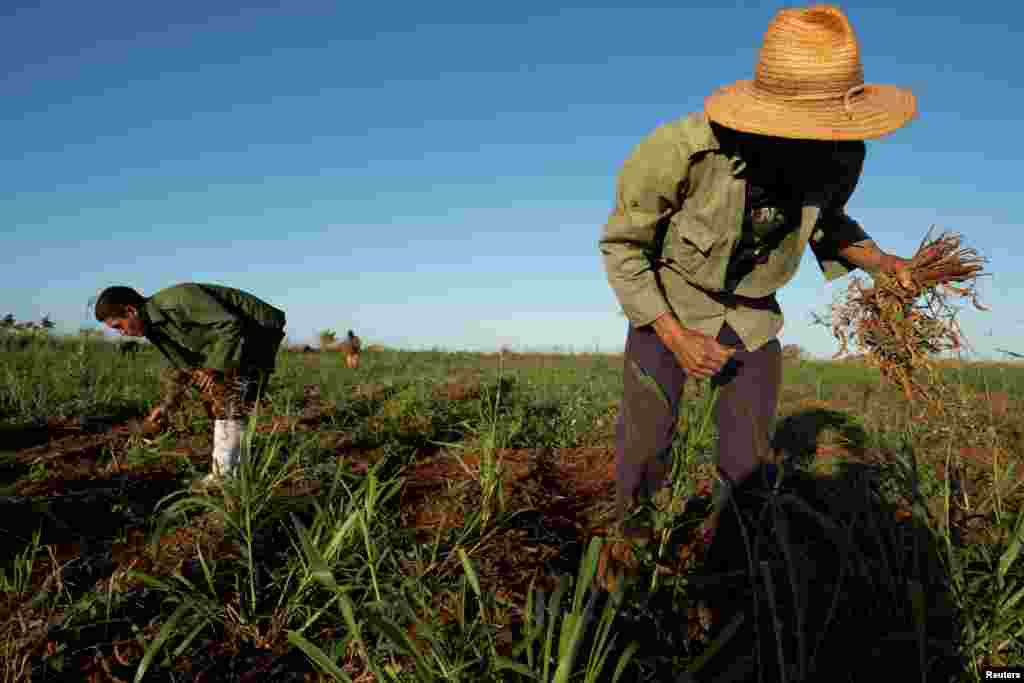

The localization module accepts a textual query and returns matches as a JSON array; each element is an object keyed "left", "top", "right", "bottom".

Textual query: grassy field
[{"left": 2, "top": 335, "right": 1023, "bottom": 682}]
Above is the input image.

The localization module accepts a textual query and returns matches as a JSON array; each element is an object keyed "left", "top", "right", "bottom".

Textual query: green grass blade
[
  {"left": 366, "top": 614, "right": 432, "bottom": 680},
  {"left": 610, "top": 640, "right": 640, "bottom": 683},
  {"left": 997, "top": 506, "right": 1024, "bottom": 591},
  {"left": 290, "top": 512, "right": 339, "bottom": 592},
  {"left": 133, "top": 601, "right": 193, "bottom": 683},
  {"left": 907, "top": 578, "right": 928, "bottom": 682},
  {"left": 543, "top": 574, "right": 569, "bottom": 681},
  {"left": 685, "top": 610, "right": 745, "bottom": 676},
  {"left": 287, "top": 630, "right": 354, "bottom": 682},
  {"left": 170, "top": 617, "right": 213, "bottom": 659},
  {"left": 772, "top": 498, "right": 806, "bottom": 678},
  {"left": 457, "top": 547, "right": 483, "bottom": 599},
  {"left": 494, "top": 657, "right": 540, "bottom": 678}
]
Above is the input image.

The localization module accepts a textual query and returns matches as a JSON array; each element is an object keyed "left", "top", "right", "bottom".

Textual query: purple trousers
[{"left": 615, "top": 321, "right": 782, "bottom": 537}]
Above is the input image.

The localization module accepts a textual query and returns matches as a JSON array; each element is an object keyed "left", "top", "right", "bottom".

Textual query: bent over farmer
[
  {"left": 95, "top": 283, "right": 286, "bottom": 488},
  {"left": 597, "top": 4, "right": 920, "bottom": 588}
]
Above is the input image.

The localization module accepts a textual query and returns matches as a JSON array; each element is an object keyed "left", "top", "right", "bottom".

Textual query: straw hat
[{"left": 705, "top": 4, "right": 916, "bottom": 140}]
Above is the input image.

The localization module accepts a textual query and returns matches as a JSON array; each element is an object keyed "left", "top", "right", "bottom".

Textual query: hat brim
[{"left": 705, "top": 80, "right": 917, "bottom": 141}]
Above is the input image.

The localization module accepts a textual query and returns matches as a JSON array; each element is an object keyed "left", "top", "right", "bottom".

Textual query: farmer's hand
[
  {"left": 145, "top": 405, "right": 166, "bottom": 424},
  {"left": 653, "top": 313, "right": 736, "bottom": 380},
  {"left": 880, "top": 254, "right": 915, "bottom": 290},
  {"left": 138, "top": 405, "right": 168, "bottom": 436}
]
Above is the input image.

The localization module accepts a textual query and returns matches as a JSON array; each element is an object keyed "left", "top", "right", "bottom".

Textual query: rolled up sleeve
[
  {"left": 809, "top": 142, "right": 872, "bottom": 281},
  {"left": 599, "top": 128, "right": 690, "bottom": 327}
]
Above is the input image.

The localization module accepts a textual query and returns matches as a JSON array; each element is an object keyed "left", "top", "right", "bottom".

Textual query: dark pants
[
  {"left": 223, "top": 326, "right": 286, "bottom": 416},
  {"left": 239, "top": 326, "right": 285, "bottom": 374},
  {"left": 615, "top": 321, "right": 782, "bottom": 537}
]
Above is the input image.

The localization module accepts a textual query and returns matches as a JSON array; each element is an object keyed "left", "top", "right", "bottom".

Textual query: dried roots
[{"left": 829, "top": 227, "right": 988, "bottom": 407}]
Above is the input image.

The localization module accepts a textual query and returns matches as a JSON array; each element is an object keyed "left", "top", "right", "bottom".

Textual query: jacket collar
[
  {"left": 688, "top": 113, "right": 746, "bottom": 177},
  {"left": 141, "top": 299, "right": 166, "bottom": 326}
]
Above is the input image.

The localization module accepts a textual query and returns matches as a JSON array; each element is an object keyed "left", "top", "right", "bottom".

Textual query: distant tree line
[
  {"left": 0, "top": 313, "right": 136, "bottom": 352},
  {"left": 1, "top": 313, "right": 55, "bottom": 332}
]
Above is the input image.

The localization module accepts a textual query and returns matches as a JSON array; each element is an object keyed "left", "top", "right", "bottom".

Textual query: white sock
[{"left": 212, "top": 419, "right": 246, "bottom": 478}]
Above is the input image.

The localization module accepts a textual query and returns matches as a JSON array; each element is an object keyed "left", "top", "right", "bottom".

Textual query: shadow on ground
[
  {"left": 571, "top": 404, "right": 966, "bottom": 682},
  {"left": 0, "top": 474, "right": 183, "bottom": 592},
  {"left": 672, "top": 462, "right": 965, "bottom": 683},
  {"left": 0, "top": 407, "right": 143, "bottom": 451},
  {"left": 772, "top": 407, "right": 869, "bottom": 468}
]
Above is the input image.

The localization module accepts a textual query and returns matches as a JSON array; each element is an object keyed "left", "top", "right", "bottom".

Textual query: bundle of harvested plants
[{"left": 828, "top": 227, "right": 988, "bottom": 406}]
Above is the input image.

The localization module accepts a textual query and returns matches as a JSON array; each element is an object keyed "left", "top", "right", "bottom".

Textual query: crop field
[{"left": 2, "top": 335, "right": 1024, "bottom": 682}]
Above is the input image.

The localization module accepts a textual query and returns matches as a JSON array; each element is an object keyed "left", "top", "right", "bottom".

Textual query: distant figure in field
[
  {"left": 340, "top": 330, "right": 361, "bottom": 369},
  {"left": 95, "top": 283, "right": 286, "bottom": 490},
  {"left": 119, "top": 340, "right": 141, "bottom": 356}
]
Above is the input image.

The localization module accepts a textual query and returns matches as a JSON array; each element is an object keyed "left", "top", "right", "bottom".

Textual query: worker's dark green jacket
[{"left": 140, "top": 283, "right": 286, "bottom": 373}]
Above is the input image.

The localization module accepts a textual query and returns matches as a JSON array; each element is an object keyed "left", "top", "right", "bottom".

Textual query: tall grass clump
[
  {"left": 0, "top": 335, "right": 159, "bottom": 424},
  {"left": 129, "top": 417, "right": 325, "bottom": 680}
]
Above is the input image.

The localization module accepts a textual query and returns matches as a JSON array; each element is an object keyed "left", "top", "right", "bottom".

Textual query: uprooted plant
[{"left": 826, "top": 227, "right": 988, "bottom": 409}]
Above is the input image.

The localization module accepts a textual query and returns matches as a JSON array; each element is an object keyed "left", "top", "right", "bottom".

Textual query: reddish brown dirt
[
  {"left": 11, "top": 425, "right": 207, "bottom": 496},
  {"left": 959, "top": 446, "right": 998, "bottom": 467},
  {"left": 0, "top": 418, "right": 89, "bottom": 450},
  {"left": 258, "top": 415, "right": 307, "bottom": 433},
  {"left": 0, "top": 399, "right": 381, "bottom": 680},
  {"left": 401, "top": 447, "right": 616, "bottom": 533},
  {"left": 431, "top": 375, "right": 484, "bottom": 402},
  {"left": 257, "top": 413, "right": 338, "bottom": 434},
  {"left": 814, "top": 445, "right": 852, "bottom": 458},
  {"left": 398, "top": 446, "right": 713, "bottom": 604},
  {"left": 987, "top": 391, "right": 1012, "bottom": 418},
  {"left": 352, "top": 382, "right": 389, "bottom": 402}
]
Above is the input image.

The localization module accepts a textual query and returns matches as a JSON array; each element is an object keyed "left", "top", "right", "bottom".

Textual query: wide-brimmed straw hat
[{"left": 705, "top": 4, "right": 916, "bottom": 140}]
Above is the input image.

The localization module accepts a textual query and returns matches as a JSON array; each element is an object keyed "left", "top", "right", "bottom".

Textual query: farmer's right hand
[
  {"left": 139, "top": 405, "right": 167, "bottom": 436},
  {"left": 145, "top": 405, "right": 166, "bottom": 426},
  {"left": 653, "top": 313, "right": 736, "bottom": 380},
  {"left": 144, "top": 405, "right": 167, "bottom": 432}
]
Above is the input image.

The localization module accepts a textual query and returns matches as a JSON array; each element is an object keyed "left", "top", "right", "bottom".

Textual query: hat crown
[{"left": 754, "top": 5, "right": 864, "bottom": 101}]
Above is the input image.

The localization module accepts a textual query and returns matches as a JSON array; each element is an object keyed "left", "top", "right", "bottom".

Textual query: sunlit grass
[{"left": 1, "top": 337, "right": 1022, "bottom": 680}]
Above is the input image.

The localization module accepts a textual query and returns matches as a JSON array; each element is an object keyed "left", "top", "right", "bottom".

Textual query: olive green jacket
[
  {"left": 599, "top": 112, "right": 871, "bottom": 352},
  {"left": 140, "top": 283, "right": 286, "bottom": 372}
]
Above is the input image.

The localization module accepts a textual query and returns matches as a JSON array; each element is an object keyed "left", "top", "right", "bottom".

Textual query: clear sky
[{"left": 3, "top": 1, "right": 1021, "bottom": 357}]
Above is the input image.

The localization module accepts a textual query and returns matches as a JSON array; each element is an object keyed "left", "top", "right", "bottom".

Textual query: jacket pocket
[{"left": 663, "top": 210, "right": 719, "bottom": 278}]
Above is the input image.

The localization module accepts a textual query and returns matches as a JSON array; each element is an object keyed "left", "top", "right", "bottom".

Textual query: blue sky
[{"left": 3, "top": 1, "right": 1021, "bottom": 357}]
